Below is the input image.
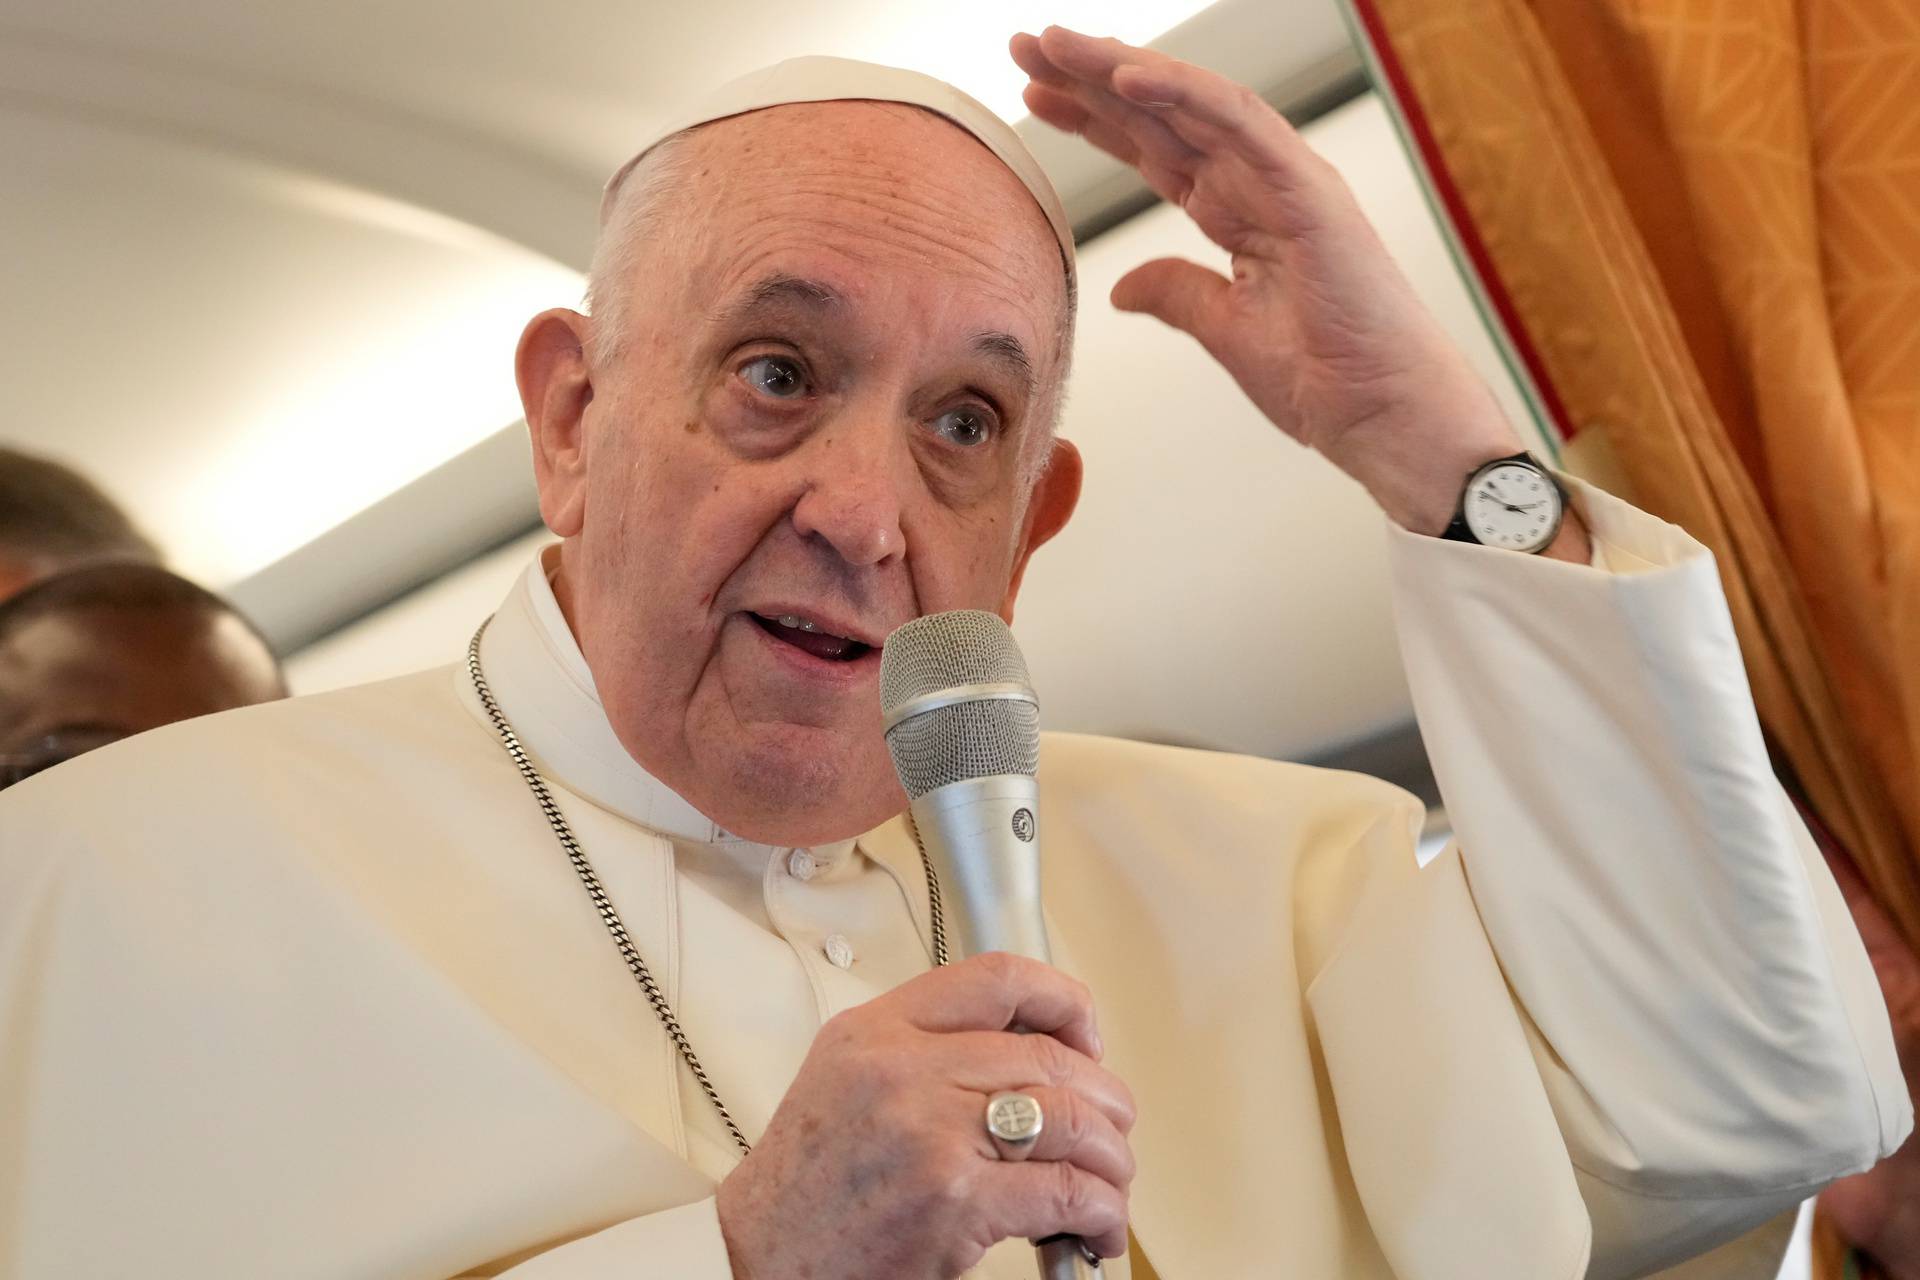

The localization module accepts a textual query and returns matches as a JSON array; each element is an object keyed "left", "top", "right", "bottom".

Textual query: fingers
[
  {"left": 1008, "top": 28, "right": 1068, "bottom": 85},
  {"left": 1112, "top": 257, "right": 1233, "bottom": 349},
  {"left": 1021, "top": 83, "right": 1197, "bottom": 207},
  {"left": 885, "top": 952, "right": 1103, "bottom": 1060},
  {"left": 1027, "top": 26, "right": 1158, "bottom": 86},
  {"left": 1012, "top": 31, "right": 1200, "bottom": 178},
  {"left": 980, "top": 1160, "right": 1132, "bottom": 1260},
  {"left": 1015, "top": 25, "right": 1313, "bottom": 183},
  {"left": 974, "top": 1084, "right": 1136, "bottom": 1190},
  {"left": 1020, "top": 81, "right": 1118, "bottom": 159},
  {"left": 939, "top": 1029, "right": 1136, "bottom": 1135},
  {"left": 1014, "top": 34, "right": 1199, "bottom": 157},
  {"left": 1110, "top": 58, "right": 1285, "bottom": 166}
]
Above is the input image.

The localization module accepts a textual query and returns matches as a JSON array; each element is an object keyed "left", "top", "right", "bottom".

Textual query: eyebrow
[
  {"left": 970, "top": 330, "right": 1036, "bottom": 399},
  {"left": 717, "top": 273, "right": 844, "bottom": 323},
  {"left": 718, "top": 272, "right": 1038, "bottom": 398}
]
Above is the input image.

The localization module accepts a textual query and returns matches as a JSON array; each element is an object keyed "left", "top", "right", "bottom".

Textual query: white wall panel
[{"left": 287, "top": 528, "right": 552, "bottom": 693}]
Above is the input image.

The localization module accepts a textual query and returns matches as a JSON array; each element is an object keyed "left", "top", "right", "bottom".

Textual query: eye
[
  {"left": 929, "top": 405, "right": 995, "bottom": 449},
  {"left": 740, "top": 354, "right": 810, "bottom": 400}
]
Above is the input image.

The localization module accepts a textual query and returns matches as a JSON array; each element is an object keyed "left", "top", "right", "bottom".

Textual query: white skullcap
[{"left": 600, "top": 56, "right": 1075, "bottom": 283}]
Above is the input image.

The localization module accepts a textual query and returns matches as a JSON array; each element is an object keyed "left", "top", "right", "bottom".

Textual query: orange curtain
[{"left": 1337, "top": 1, "right": 1918, "bottom": 1273}]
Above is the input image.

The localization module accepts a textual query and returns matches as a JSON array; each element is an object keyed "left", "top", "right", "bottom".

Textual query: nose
[{"left": 790, "top": 413, "right": 908, "bottom": 568}]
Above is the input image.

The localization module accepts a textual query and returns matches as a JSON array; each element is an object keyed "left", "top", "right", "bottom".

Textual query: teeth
[{"left": 776, "top": 614, "right": 819, "bottom": 633}]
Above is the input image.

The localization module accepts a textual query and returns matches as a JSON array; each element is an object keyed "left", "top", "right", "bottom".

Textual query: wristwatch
[{"left": 1441, "top": 452, "right": 1567, "bottom": 554}]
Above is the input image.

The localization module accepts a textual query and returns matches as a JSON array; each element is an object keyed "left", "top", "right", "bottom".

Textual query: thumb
[{"left": 1111, "top": 257, "right": 1231, "bottom": 347}]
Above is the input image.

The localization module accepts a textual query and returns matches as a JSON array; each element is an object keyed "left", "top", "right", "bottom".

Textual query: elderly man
[{"left": 0, "top": 28, "right": 1906, "bottom": 1280}]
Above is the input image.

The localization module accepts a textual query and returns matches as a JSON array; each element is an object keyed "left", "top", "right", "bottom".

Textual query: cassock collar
[{"left": 468, "top": 547, "right": 859, "bottom": 871}]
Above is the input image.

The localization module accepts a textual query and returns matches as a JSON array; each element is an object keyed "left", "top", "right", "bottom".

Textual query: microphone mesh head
[
  {"left": 880, "top": 610, "right": 1032, "bottom": 707},
  {"left": 880, "top": 610, "right": 1039, "bottom": 799}
]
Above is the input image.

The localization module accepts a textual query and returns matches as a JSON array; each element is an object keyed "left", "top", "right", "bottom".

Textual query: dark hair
[
  {"left": 0, "top": 561, "right": 279, "bottom": 660},
  {"left": 0, "top": 447, "right": 160, "bottom": 566}
]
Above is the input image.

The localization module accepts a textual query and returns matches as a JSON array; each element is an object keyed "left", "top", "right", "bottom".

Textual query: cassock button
[
  {"left": 823, "top": 934, "right": 855, "bottom": 969},
  {"left": 787, "top": 848, "right": 818, "bottom": 881}
]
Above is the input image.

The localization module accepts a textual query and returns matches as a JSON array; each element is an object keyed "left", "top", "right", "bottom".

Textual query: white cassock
[{"left": 0, "top": 476, "right": 1906, "bottom": 1280}]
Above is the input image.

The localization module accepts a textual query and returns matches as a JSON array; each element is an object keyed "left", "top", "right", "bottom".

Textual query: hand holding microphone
[
  {"left": 714, "top": 611, "right": 1133, "bottom": 1280},
  {"left": 882, "top": 611, "right": 1117, "bottom": 1279},
  {"left": 715, "top": 954, "right": 1134, "bottom": 1279}
]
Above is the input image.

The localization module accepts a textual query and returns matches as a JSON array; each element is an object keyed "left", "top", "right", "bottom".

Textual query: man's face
[
  {"left": 532, "top": 102, "right": 1075, "bottom": 845},
  {"left": 0, "top": 604, "right": 286, "bottom": 786}
]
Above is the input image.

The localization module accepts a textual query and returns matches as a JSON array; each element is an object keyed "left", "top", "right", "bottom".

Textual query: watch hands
[{"left": 1482, "top": 482, "right": 1545, "bottom": 514}]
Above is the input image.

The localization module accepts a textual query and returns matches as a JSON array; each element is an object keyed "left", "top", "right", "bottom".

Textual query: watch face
[{"left": 1464, "top": 462, "right": 1562, "bottom": 552}]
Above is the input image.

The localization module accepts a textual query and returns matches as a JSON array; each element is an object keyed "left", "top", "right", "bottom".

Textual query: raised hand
[
  {"left": 716, "top": 952, "right": 1136, "bottom": 1279},
  {"left": 1012, "top": 27, "right": 1574, "bottom": 550}
]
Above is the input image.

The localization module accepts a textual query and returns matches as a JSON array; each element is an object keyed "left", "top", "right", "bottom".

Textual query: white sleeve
[
  {"left": 489, "top": 1198, "right": 733, "bottom": 1278},
  {"left": 1388, "top": 475, "right": 1910, "bottom": 1278}
]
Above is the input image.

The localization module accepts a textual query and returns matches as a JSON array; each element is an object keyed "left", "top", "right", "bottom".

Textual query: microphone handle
[
  {"left": 909, "top": 780, "right": 1104, "bottom": 1277},
  {"left": 1036, "top": 1234, "right": 1106, "bottom": 1278},
  {"left": 910, "top": 775, "right": 1050, "bottom": 960}
]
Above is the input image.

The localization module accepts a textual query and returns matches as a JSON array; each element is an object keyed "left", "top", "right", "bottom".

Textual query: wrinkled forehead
[
  {"left": 633, "top": 103, "right": 1074, "bottom": 379},
  {"left": 630, "top": 101, "right": 1073, "bottom": 320},
  {"left": 692, "top": 103, "right": 1064, "bottom": 292}
]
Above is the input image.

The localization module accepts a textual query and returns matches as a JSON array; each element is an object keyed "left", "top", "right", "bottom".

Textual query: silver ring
[{"left": 985, "top": 1091, "right": 1045, "bottom": 1150}]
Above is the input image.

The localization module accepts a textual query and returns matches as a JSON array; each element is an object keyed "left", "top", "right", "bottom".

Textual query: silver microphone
[{"left": 880, "top": 609, "right": 1102, "bottom": 1280}]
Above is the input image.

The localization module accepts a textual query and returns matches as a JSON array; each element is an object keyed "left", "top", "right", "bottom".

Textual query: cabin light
[
  {"left": 850, "top": 0, "right": 1218, "bottom": 125},
  {"left": 166, "top": 174, "right": 583, "bottom": 587}
]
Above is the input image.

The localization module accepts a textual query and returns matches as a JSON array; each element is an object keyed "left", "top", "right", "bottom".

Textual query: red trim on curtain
[{"left": 1347, "top": 0, "right": 1580, "bottom": 443}]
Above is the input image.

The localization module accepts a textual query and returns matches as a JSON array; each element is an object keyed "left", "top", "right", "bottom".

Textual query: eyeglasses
[{"left": 0, "top": 728, "right": 126, "bottom": 790}]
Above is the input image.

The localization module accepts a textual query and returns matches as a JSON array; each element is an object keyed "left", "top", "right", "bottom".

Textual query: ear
[
  {"left": 517, "top": 308, "right": 595, "bottom": 538},
  {"left": 1000, "top": 437, "right": 1083, "bottom": 622}
]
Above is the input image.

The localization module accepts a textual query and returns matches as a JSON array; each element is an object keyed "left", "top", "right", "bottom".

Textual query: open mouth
[{"left": 750, "top": 612, "right": 873, "bottom": 663}]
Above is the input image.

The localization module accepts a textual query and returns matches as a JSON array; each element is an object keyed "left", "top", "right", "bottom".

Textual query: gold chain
[{"left": 465, "top": 618, "right": 947, "bottom": 1157}]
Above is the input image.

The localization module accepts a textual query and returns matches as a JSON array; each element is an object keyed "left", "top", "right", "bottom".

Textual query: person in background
[
  {"left": 1819, "top": 836, "right": 1920, "bottom": 1279},
  {"left": 0, "top": 562, "right": 287, "bottom": 790},
  {"left": 0, "top": 446, "right": 161, "bottom": 602}
]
